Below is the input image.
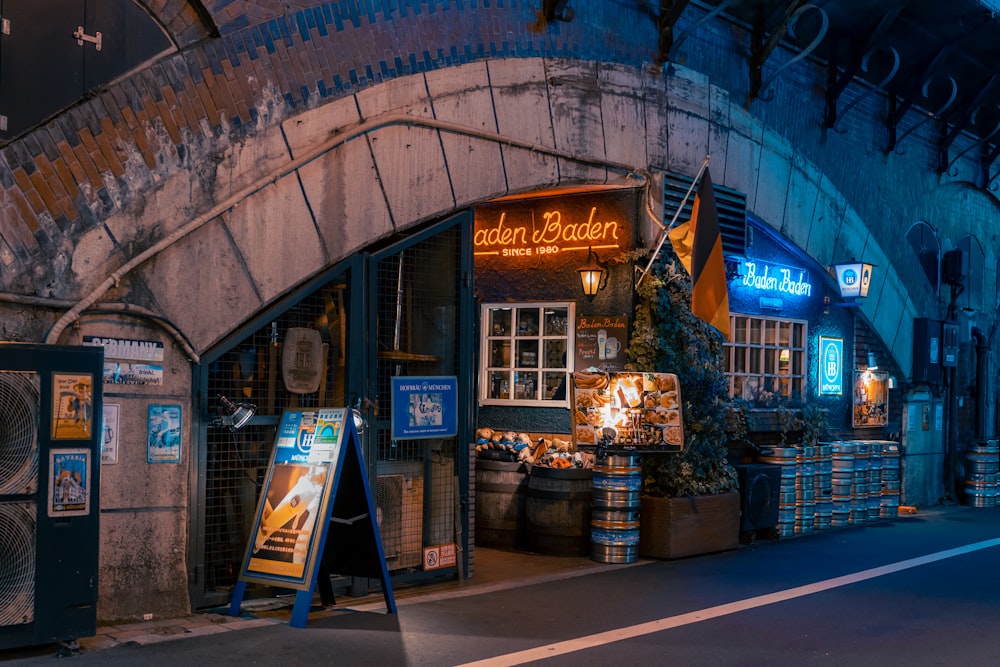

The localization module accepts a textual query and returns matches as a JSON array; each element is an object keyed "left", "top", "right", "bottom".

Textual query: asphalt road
[{"left": 5, "top": 505, "right": 999, "bottom": 666}]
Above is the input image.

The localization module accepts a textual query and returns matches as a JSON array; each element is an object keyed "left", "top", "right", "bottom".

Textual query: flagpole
[{"left": 636, "top": 154, "right": 711, "bottom": 288}]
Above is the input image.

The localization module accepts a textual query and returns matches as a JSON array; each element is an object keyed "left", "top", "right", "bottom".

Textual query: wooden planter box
[{"left": 639, "top": 492, "right": 740, "bottom": 559}]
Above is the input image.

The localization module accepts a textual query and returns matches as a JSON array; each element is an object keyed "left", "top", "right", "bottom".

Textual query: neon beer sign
[
  {"left": 474, "top": 205, "right": 626, "bottom": 259},
  {"left": 738, "top": 259, "right": 812, "bottom": 298}
]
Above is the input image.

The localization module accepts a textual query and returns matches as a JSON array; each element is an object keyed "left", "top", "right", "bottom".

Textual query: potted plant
[{"left": 626, "top": 250, "right": 740, "bottom": 559}]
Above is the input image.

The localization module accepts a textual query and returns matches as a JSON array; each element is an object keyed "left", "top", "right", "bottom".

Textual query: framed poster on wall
[{"left": 853, "top": 370, "right": 888, "bottom": 428}]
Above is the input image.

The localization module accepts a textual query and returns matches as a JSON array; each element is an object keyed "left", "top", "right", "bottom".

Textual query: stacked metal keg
[
  {"left": 794, "top": 446, "right": 816, "bottom": 534},
  {"left": 867, "top": 442, "right": 884, "bottom": 521},
  {"left": 829, "top": 441, "right": 855, "bottom": 527},
  {"left": 759, "top": 446, "right": 798, "bottom": 538},
  {"left": 814, "top": 442, "right": 833, "bottom": 530},
  {"left": 963, "top": 440, "right": 999, "bottom": 508},
  {"left": 879, "top": 441, "right": 900, "bottom": 518},
  {"left": 851, "top": 441, "right": 870, "bottom": 524},
  {"left": 590, "top": 450, "right": 642, "bottom": 563}
]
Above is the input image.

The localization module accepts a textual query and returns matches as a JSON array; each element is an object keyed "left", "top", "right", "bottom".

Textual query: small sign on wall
[
  {"left": 818, "top": 336, "right": 843, "bottom": 396},
  {"left": 575, "top": 315, "right": 628, "bottom": 372},
  {"left": 391, "top": 376, "right": 458, "bottom": 440},
  {"left": 147, "top": 404, "right": 182, "bottom": 463},
  {"left": 101, "top": 403, "right": 120, "bottom": 465}
]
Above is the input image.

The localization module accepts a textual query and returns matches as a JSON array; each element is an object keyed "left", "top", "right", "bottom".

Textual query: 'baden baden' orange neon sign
[{"left": 474, "top": 207, "right": 623, "bottom": 258}]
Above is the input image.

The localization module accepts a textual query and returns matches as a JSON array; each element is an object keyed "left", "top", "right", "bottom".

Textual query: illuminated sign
[
  {"left": 834, "top": 262, "right": 873, "bottom": 298},
  {"left": 819, "top": 336, "right": 843, "bottom": 395},
  {"left": 737, "top": 259, "right": 812, "bottom": 298},
  {"left": 474, "top": 200, "right": 629, "bottom": 260}
]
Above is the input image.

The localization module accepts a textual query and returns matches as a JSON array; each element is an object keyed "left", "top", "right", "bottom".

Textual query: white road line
[{"left": 456, "top": 537, "right": 1000, "bottom": 667}]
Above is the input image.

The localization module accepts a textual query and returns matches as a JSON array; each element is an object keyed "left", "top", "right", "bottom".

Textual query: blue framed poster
[
  {"left": 147, "top": 403, "right": 182, "bottom": 463},
  {"left": 818, "top": 336, "right": 843, "bottom": 396},
  {"left": 391, "top": 376, "right": 458, "bottom": 440}
]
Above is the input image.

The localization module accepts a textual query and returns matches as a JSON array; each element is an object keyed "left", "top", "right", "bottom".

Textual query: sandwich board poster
[
  {"left": 232, "top": 407, "right": 397, "bottom": 625},
  {"left": 240, "top": 409, "right": 343, "bottom": 587}
]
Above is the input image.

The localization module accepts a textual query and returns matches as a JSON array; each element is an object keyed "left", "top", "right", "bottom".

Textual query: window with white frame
[
  {"left": 480, "top": 302, "right": 574, "bottom": 406},
  {"left": 725, "top": 314, "right": 807, "bottom": 401}
]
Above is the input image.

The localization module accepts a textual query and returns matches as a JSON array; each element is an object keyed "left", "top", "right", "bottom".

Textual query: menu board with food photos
[{"left": 571, "top": 370, "right": 683, "bottom": 452}]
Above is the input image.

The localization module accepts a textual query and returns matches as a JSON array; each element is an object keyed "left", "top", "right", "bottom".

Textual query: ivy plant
[{"left": 626, "top": 249, "right": 738, "bottom": 498}]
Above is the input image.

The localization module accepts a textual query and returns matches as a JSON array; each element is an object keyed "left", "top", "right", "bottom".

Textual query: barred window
[
  {"left": 480, "top": 302, "right": 573, "bottom": 407},
  {"left": 725, "top": 314, "right": 807, "bottom": 401}
]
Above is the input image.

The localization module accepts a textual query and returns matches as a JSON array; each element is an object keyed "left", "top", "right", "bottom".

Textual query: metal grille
[
  {"left": 373, "top": 227, "right": 461, "bottom": 571},
  {"left": 199, "top": 224, "right": 464, "bottom": 597},
  {"left": 202, "top": 281, "right": 350, "bottom": 594},
  {"left": 663, "top": 172, "right": 747, "bottom": 256}
]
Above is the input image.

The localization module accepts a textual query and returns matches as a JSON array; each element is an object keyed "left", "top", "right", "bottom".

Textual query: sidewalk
[{"left": 72, "top": 548, "right": 635, "bottom": 655}]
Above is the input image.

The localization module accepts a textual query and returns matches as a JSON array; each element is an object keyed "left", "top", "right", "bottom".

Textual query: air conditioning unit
[
  {"left": 0, "top": 344, "right": 103, "bottom": 651},
  {"left": 736, "top": 464, "right": 780, "bottom": 532}
]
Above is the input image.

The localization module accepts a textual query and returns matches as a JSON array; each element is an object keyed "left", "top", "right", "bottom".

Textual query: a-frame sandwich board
[{"left": 229, "top": 408, "right": 396, "bottom": 627}]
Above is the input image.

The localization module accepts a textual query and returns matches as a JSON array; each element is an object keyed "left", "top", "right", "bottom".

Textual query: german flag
[{"left": 669, "top": 168, "right": 730, "bottom": 340}]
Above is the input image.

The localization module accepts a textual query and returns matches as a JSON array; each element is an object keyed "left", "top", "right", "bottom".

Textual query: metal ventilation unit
[
  {"left": 0, "top": 344, "right": 103, "bottom": 651},
  {"left": 663, "top": 172, "right": 748, "bottom": 257}
]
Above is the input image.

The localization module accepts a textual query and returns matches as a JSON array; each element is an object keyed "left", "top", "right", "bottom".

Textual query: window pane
[
  {"left": 778, "top": 322, "right": 791, "bottom": 347},
  {"left": 544, "top": 340, "right": 567, "bottom": 369},
  {"left": 764, "top": 350, "right": 775, "bottom": 375},
  {"left": 733, "top": 346, "right": 746, "bottom": 373},
  {"left": 490, "top": 340, "right": 511, "bottom": 368},
  {"left": 749, "top": 318, "right": 762, "bottom": 345},
  {"left": 489, "top": 371, "right": 510, "bottom": 399},
  {"left": 516, "top": 340, "right": 538, "bottom": 367},
  {"left": 750, "top": 348, "right": 761, "bottom": 374},
  {"left": 513, "top": 371, "right": 538, "bottom": 400},
  {"left": 734, "top": 317, "right": 748, "bottom": 343},
  {"left": 490, "top": 308, "right": 511, "bottom": 336},
  {"left": 543, "top": 308, "right": 568, "bottom": 336},
  {"left": 517, "top": 309, "right": 539, "bottom": 336},
  {"left": 544, "top": 371, "right": 567, "bottom": 399}
]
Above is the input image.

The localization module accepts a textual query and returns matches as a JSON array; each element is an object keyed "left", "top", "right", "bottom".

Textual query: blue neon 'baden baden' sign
[
  {"left": 819, "top": 336, "right": 843, "bottom": 395},
  {"left": 737, "top": 259, "right": 812, "bottom": 298}
]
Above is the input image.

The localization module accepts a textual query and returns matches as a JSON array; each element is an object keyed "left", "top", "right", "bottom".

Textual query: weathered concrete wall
[{"left": 66, "top": 316, "right": 193, "bottom": 622}]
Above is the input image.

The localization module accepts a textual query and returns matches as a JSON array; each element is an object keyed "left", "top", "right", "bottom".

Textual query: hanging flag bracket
[{"left": 636, "top": 155, "right": 710, "bottom": 288}]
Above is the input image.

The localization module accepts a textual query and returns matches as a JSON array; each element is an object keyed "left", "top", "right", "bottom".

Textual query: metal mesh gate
[
  {"left": 371, "top": 227, "right": 462, "bottom": 572},
  {"left": 196, "top": 221, "right": 468, "bottom": 605},
  {"left": 200, "top": 279, "right": 351, "bottom": 599}
]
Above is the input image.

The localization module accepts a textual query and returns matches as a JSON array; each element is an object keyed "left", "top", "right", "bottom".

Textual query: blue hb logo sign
[
  {"left": 841, "top": 268, "right": 858, "bottom": 286},
  {"left": 823, "top": 343, "right": 840, "bottom": 382}
]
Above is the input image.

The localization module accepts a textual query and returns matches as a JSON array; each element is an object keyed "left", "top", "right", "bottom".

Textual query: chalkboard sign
[{"left": 575, "top": 315, "right": 628, "bottom": 372}]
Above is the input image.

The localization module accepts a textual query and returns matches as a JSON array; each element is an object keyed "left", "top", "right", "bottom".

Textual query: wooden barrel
[
  {"left": 475, "top": 459, "right": 529, "bottom": 550},
  {"left": 525, "top": 466, "right": 592, "bottom": 556}
]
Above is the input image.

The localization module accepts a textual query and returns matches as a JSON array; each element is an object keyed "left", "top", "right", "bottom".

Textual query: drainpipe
[{"left": 972, "top": 327, "right": 990, "bottom": 440}]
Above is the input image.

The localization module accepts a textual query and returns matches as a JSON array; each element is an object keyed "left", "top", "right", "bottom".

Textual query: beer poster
[{"left": 241, "top": 409, "right": 344, "bottom": 588}]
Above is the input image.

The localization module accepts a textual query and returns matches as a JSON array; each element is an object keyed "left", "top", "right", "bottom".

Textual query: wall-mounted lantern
[
  {"left": 832, "top": 261, "right": 874, "bottom": 300},
  {"left": 578, "top": 248, "right": 607, "bottom": 301}
]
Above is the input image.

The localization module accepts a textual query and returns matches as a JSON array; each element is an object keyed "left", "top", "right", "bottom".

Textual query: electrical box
[
  {"left": 942, "top": 249, "right": 967, "bottom": 286},
  {"left": 941, "top": 321, "right": 958, "bottom": 367},
  {"left": 912, "top": 318, "right": 941, "bottom": 383}
]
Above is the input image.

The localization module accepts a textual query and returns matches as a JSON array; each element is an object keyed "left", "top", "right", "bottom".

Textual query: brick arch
[{"left": 34, "top": 58, "right": 910, "bottom": 382}]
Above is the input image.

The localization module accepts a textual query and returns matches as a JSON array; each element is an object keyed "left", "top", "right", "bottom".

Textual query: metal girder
[
  {"left": 748, "top": 0, "right": 821, "bottom": 102},
  {"left": 824, "top": 4, "right": 909, "bottom": 130},
  {"left": 654, "top": 0, "right": 692, "bottom": 65},
  {"left": 939, "top": 74, "right": 999, "bottom": 173}
]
